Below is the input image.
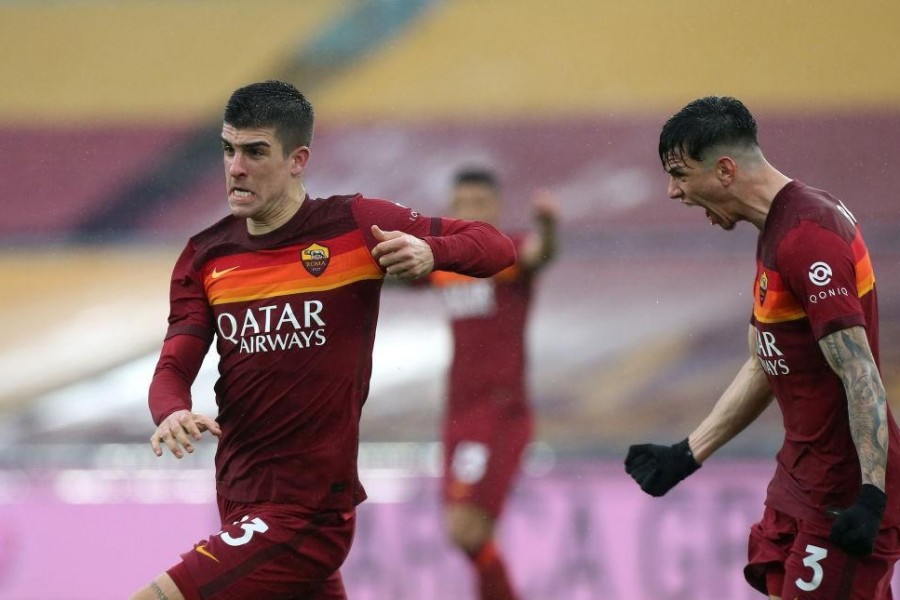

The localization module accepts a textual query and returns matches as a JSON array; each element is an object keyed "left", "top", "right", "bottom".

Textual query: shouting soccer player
[
  {"left": 625, "top": 97, "right": 900, "bottom": 599},
  {"left": 128, "top": 81, "right": 515, "bottom": 600},
  {"left": 429, "top": 168, "right": 557, "bottom": 600}
]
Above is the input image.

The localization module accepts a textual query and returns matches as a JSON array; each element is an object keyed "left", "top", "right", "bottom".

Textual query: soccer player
[
  {"left": 429, "top": 168, "right": 557, "bottom": 600},
  {"left": 128, "top": 81, "right": 515, "bottom": 600},
  {"left": 624, "top": 96, "right": 900, "bottom": 599}
]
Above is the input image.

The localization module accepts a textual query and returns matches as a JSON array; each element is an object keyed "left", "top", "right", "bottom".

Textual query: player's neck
[
  {"left": 246, "top": 185, "right": 306, "bottom": 235},
  {"left": 739, "top": 165, "right": 792, "bottom": 230}
]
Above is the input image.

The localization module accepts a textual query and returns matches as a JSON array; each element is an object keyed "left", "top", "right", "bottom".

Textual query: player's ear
[
  {"left": 716, "top": 156, "right": 737, "bottom": 187},
  {"left": 289, "top": 146, "right": 311, "bottom": 177}
]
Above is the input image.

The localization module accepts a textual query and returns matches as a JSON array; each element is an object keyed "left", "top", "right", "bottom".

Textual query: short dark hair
[
  {"left": 453, "top": 167, "right": 500, "bottom": 191},
  {"left": 224, "top": 80, "right": 314, "bottom": 154},
  {"left": 658, "top": 96, "right": 758, "bottom": 165}
]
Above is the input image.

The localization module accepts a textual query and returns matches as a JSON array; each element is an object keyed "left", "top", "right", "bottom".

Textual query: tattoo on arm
[
  {"left": 150, "top": 582, "right": 169, "bottom": 600},
  {"left": 819, "top": 326, "right": 888, "bottom": 490}
]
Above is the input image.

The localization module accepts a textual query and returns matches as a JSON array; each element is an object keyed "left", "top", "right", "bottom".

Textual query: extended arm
[
  {"left": 818, "top": 326, "right": 888, "bottom": 491},
  {"left": 626, "top": 326, "right": 773, "bottom": 496},
  {"left": 688, "top": 326, "right": 774, "bottom": 462},
  {"left": 352, "top": 196, "right": 515, "bottom": 280}
]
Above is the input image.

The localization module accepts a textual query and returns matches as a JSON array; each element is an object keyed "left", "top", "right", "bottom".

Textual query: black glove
[
  {"left": 625, "top": 438, "right": 701, "bottom": 497},
  {"left": 828, "top": 484, "right": 886, "bottom": 556}
]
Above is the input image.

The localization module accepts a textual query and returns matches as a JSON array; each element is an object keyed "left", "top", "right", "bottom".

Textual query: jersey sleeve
[
  {"left": 351, "top": 197, "right": 516, "bottom": 277},
  {"left": 148, "top": 334, "right": 210, "bottom": 425},
  {"left": 776, "top": 221, "right": 866, "bottom": 339},
  {"left": 165, "top": 240, "right": 215, "bottom": 342},
  {"left": 148, "top": 241, "right": 215, "bottom": 424}
]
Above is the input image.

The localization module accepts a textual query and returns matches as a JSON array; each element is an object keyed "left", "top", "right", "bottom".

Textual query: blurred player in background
[
  {"left": 625, "top": 96, "right": 900, "bottom": 599},
  {"left": 129, "top": 81, "right": 515, "bottom": 600},
  {"left": 430, "top": 168, "right": 557, "bottom": 600}
]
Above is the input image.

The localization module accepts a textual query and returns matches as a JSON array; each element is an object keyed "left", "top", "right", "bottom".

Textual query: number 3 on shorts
[
  {"left": 221, "top": 516, "right": 269, "bottom": 547},
  {"left": 795, "top": 544, "right": 828, "bottom": 591}
]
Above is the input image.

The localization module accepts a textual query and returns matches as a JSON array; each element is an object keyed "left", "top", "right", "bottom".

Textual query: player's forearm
[
  {"left": 148, "top": 334, "right": 208, "bottom": 425},
  {"left": 519, "top": 215, "right": 558, "bottom": 270},
  {"left": 688, "top": 357, "right": 773, "bottom": 463},
  {"left": 425, "top": 220, "right": 515, "bottom": 277},
  {"left": 819, "top": 327, "right": 888, "bottom": 491},
  {"left": 536, "top": 213, "right": 557, "bottom": 262},
  {"left": 846, "top": 367, "right": 889, "bottom": 490}
]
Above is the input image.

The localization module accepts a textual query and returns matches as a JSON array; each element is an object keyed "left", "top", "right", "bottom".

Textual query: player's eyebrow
[{"left": 220, "top": 137, "right": 271, "bottom": 150}]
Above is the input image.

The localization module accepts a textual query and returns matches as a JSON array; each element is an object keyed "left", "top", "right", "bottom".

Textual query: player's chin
[
  {"left": 718, "top": 219, "right": 737, "bottom": 231},
  {"left": 227, "top": 201, "right": 260, "bottom": 219}
]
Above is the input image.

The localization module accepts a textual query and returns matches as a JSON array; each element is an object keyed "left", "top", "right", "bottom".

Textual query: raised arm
[
  {"left": 625, "top": 325, "right": 774, "bottom": 496},
  {"left": 517, "top": 189, "right": 559, "bottom": 271}
]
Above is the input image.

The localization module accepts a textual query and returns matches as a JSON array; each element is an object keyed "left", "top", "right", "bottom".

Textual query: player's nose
[
  {"left": 228, "top": 153, "right": 247, "bottom": 177},
  {"left": 667, "top": 177, "right": 683, "bottom": 201}
]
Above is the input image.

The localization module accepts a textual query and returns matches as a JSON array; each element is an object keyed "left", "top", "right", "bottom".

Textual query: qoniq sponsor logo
[{"left": 807, "top": 261, "right": 851, "bottom": 304}]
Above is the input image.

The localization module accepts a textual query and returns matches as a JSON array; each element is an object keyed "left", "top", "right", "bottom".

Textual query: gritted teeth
[{"left": 232, "top": 188, "right": 252, "bottom": 197}]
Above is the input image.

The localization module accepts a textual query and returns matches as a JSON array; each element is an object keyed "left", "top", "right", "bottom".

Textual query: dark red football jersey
[
  {"left": 750, "top": 181, "right": 900, "bottom": 526},
  {"left": 430, "top": 235, "right": 534, "bottom": 411},
  {"left": 151, "top": 195, "right": 515, "bottom": 512}
]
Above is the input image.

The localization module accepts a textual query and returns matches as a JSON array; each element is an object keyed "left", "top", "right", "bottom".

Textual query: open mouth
[{"left": 230, "top": 187, "right": 254, "bottom": 200}]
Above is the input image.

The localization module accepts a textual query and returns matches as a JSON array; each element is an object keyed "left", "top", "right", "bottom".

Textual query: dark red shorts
[
  {"left": 745, "top": 505, "right": 900, "bottom": 599},
  {"left": 167, "top": 496, "right": 355, "bottom": 600},
  {"left": 443, "top": 407, "right": 533, "bottom": 518}
]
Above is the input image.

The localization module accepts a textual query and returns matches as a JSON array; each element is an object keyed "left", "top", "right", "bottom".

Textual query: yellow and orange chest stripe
[
  {"left": 753, "top": 233, "right": 875, "bottom": 324},
  {"left": 202, "top": 230, "right": 382, "bottom": 306}
]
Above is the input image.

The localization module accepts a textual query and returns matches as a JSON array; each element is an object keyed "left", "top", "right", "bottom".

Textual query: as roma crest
[
  {"left": 301, "top": 243, "right": 330, "bottom": 277},
  {"left": 758, "top": 271, "right": 768, "bottom": 306}
]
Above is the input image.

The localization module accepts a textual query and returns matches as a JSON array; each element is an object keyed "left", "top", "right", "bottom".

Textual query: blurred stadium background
[{"left": 2, "top": 1, "right": 900, "bottom": 598}]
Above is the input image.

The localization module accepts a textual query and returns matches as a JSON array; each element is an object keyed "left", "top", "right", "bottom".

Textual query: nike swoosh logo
[
  {"left": 211, "top": 266, "right": 240, "bottom": 279},
  {"left": 195, "top": 544, "right": 220, "bottom": 562}
]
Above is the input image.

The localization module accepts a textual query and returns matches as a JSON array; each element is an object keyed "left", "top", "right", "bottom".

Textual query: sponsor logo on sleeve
[
  {"left": 807, "top": 261, "right": 851, "bottom": 304},
  {"left": 301, "top": 243, "right": 330, "bottom": 277},
  {"left": 808, "top": 262, "right": 833, "bottom": 286}
]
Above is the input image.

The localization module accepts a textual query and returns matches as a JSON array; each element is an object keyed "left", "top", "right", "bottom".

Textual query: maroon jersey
[
  {"left": 750, "top": 181, "right": 900, "bottom": 526},
  {"left": 431, "top": 235, "right": 534, "bottom": 411},
  {"left": 149, "top": 194, "right": 515, "bottom": 512}
]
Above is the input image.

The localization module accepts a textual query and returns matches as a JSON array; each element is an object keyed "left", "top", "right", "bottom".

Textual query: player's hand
[
  {"left": 828, "top": 484, "right": 886, "bottom": 556},
  {"left": 371, "top": 225, "right": 435, "bottom": 280},
  {"left": 150, "top": 409, "right": 221, "bottom": 459},
  {"left": 624, "top": 438, "right": 701, "bottom": 497},
  {"left": 531, "top": 188, "right": 559, "bottom": 223}
]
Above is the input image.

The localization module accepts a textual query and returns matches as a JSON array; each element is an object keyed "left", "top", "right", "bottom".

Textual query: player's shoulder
[
  {"left": 308, "top": 193, "right": 363, "bottom": 214},
  {"left": 771, "top": 181, "right": 858, "bottom": 244},
  {"left": 348, "top": 195, "right": 409, "bottom": 214},
  {"left": 187, "top": 213, "right": 244, "bottom": 251}
]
